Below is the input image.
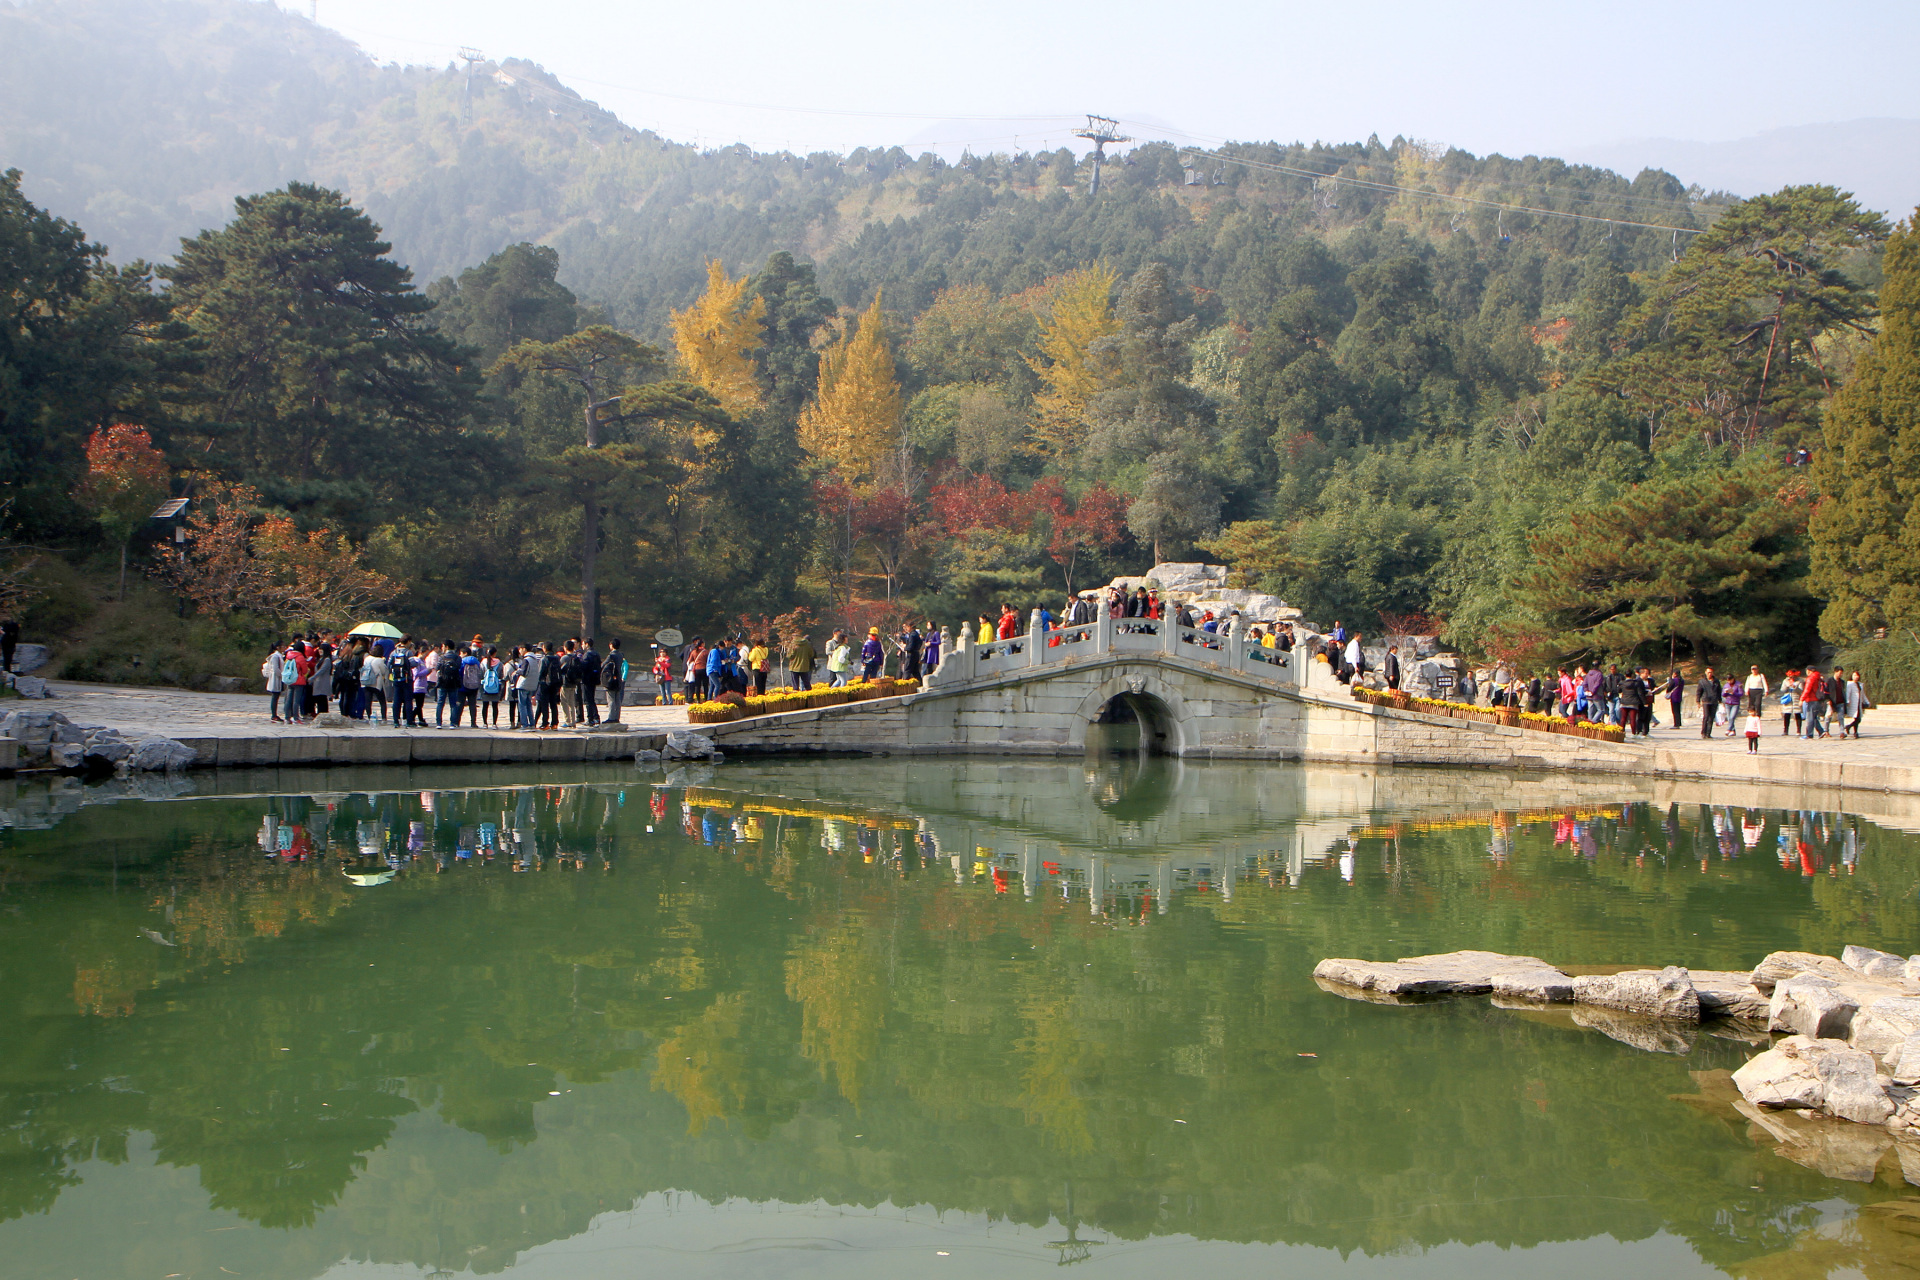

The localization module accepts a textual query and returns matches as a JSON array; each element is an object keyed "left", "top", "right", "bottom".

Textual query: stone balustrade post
[
  {"left": 1028, "top": 609, "right": 1044, "bottom": 667},
  {"left": 1160, "top": 611, "right": 1177, "bottom": 655},
  {"left": 1094, "top": 608, "right": 1112, "bottom": 655}
]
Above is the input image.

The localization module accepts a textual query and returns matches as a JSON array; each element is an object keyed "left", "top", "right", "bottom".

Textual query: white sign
[{"left": 654, "top": 628, "right": 684, "bottom": 648}]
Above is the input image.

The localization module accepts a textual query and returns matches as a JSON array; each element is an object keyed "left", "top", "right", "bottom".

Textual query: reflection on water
[{"left": 2, "top": 759, "right": 1919, "bottom": 1279}]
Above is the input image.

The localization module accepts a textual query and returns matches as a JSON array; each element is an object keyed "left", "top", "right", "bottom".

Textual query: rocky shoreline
[{"left": 1315, "top": 946, "right": 1920, "bottom": 1149}]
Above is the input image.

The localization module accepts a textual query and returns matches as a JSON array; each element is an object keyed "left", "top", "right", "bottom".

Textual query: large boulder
[
  {"left": 49, "top": 742, "right": 84, "bottom": 769},
  {"left": 1752, "top": 950, "right": 1858, "bottom": 992},
  {"left": 128, "top": 736, "right": 196, "bottom": 771},
  {"left": 1571, "top": 967, "right": 1701, "bottom": 1021},
  {"left": 664, "top": 729, "right": 716, "bottom": 760},
  {"left": 1843, "top": 945, "right": 1911, "bottom": 984},
  {"left": 1732, "top": 1036, "right": 1831, "bottom": 1109},
  {"left": 1850, "top": 997, "right": 1920, "bottom": 1057},
  {"left": 1885, "top": 1032, "right": 1920, "bottom": 1086},
  {"left": 1140, "top": 562, "right": 1227, "bottom": 594},
  {"left": 1816, "top": 1049, "right": 1897, "bottom": 1125},
  {"left": 0, "top": 709, "right": 68, "bottom": 760},
  {"left": 9, "top": 643, "right": 49, "bottom": 674},
  {"left": 9, "top": 674, "right": 52, "bottom": 698},
  {"left": 1769, "top": 975, "right": 1861, "bottom": 1039},
  {"left": 1690, "top": 971, "right": 1772, "bottom": 1021},
  {"left": 1312, "top": 950, "right": 1573, "bottom": 1001}
]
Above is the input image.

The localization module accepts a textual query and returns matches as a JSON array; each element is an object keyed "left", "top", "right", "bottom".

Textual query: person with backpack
[
  {"left": 517, "top": 644, "right": 545, "bottom": 729},
  {"left": 534, "top": 641, "right": 561, "bottom": 728},
  {"left": 434, "top": 639, "right": 463, "bottom": 727},
  {"left": 478, "top": 647, "right": 506, "bottom": 726},
  {"left": 282, "top": 642, "right": 312, "bottom": 722},
  {"left": 387, "top": 640, "right": 414, "bottom": 728},
  {"left": 579, "top": 637, "right": 602, "bottom": 726},
  {"left": 602, "top": 638, "right": 626, "bottom": 723},
  {"left": 705, "top": 639, "right": 725, "bottom": 700},
  {"left": 458, "top": 645, "right": 486, "bottom": 726},
  {"left": 263, "top": 643, "right": 286, "bottom": 722}
]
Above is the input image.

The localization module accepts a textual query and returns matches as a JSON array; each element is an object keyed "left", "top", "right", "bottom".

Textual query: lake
[{"left": 2, "top": 757, "right": 1918, "bottom": 1279}]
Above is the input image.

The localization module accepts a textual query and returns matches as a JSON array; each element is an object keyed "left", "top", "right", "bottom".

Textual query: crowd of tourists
[
  {"left": 1446, "top": 661, "right": 1873, "bottom": 750},
  {"left": 261, "top": 634, "right": 638, "bottom": 730},
  {"left": 254, "top": 602, "right": 1875, "bottom": 755}
]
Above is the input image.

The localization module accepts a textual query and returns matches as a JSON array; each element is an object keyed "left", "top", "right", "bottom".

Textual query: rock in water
[
  {"left": 664, "top": 730, "right": 716, "bottom": 760},
  {"left": 1751, "top": 951, "right": 1858, "bottom": 992},
  {"left": 1733, "top": 1036, "right": 1831, "bottom": 1109},
  {"left": 128, "top": 737, "right": 196, "bottom": 771},
  {"left": 49, "top": 742, "right": 84, "bottom": 769},
  {"left": 1769, "top": 975, "right": 1861, "bottom": 1039},
  {"left": 1570, "top": 966, "right": 1701, "bottom": 1020},
  {"left": 1842, "top": 944, "right": 1911, "bottom": 984},
  {"left": 1689, "top": 971, "right": 1772, "bottom": 1021},
  {"left": 1849, "top": 997, "right": 1920, "bottom": 1056},
  {"left": 1886, "top": 1031, "right": 1920, "bottom": 1086},
  {"left": 1816, "top": 1049, "right": 1897, "bottom": 1125},
  {"left": 1311, "top": 950, "right": 1574, "bottom": 1001},
  {"left": 633, "top": 749, "right": 662, "bottom": 764}
]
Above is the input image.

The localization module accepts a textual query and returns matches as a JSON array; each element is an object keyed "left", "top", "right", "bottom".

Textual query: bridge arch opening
[{"left": 1090, "top": 691, "right": 1179, "bottom": 756}]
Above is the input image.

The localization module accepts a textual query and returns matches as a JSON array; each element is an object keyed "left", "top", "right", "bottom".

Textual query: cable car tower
[
  {"left": 459, "top": 47, "right": 485, "bottom": 121},
  {"left": 1073, "top": 114, "right": 1131, "bottom": 196}
]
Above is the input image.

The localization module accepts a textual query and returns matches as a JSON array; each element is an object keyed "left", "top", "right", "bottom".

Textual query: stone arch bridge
[{"left": 708, "top": 614, "right": 1639, "bottom": 772}]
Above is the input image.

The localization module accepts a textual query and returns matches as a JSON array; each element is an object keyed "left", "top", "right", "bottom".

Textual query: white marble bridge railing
[{"left": 923, "top": 611, "right": 1305, "bottom": 692}]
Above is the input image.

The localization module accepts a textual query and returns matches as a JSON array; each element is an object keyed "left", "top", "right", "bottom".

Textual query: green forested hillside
[{"left": 1, "top": 0, "right": 1910, "bottom": 685}]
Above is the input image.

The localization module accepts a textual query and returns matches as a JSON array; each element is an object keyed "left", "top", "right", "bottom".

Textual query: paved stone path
[
  {"left": 1633, "top": 703, "right": 1920, "bottom": 768},
  {"left": 35, "top": 681, "right": 691, "bottom": 740}
]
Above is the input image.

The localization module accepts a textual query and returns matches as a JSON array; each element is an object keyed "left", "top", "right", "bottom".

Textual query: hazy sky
[{"left": 297, "top": 0, "right": 1919, "bottom": 162}]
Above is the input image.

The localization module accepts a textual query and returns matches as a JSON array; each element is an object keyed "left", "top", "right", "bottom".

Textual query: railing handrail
[{"left": 929, "top": 613, "right": 1305, "bottom": 693}]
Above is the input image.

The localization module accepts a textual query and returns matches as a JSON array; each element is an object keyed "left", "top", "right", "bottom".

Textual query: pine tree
[
  {"left": 670, "top": 259, "right": 767, "bottom": 417},
  {"left": 1515, "top": 472, "right": 1808, "bottom": 663},
  {"left": 1808, "top": 214, "right": 1920, "bottom": 640},
  {"left": 798, "top": 295, "right": 904, "bottom": 486},
  {"left": 1027, "top": 264, "right": 1119, "bottom": 457},
  {"left": 1609, "top": 186, "right": 1886, "bottom": 450}
]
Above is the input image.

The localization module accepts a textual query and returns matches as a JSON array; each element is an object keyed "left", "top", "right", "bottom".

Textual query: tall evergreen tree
[
  {"left": 426, "top": 243, "right": 580, "bottom": 364},
  {"left": 1609, "top": 185, "right": 1886, "bottom": 450},
  {"left": 162, "top": 183, "right": 479, "bottom": 526},
  {"left": 1808, "top": 213, "right": 1920, "bottom": 641}
]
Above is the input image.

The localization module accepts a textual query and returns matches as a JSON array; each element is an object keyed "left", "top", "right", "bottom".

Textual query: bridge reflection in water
[{"left": 4, "top": 758, "right": 1912, "bottom": 1280}]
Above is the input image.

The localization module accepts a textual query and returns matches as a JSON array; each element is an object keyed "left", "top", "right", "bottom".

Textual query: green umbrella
[{"left": 348, "top": 621, "right": 403, "bottom": 639}]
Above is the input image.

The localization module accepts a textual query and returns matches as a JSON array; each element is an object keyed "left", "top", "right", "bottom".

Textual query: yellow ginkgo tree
[
  {"left": 670, "top": 258, "right": 767, "bottom": 416},
  {"left": 798, "top": 293, "right": 905, "bottom": 486},
  {"left": 1027, "top": 263, "right": 1119, "bottom": 458}
]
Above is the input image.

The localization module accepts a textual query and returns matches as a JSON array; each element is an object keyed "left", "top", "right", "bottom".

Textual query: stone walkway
[
  {"left": 35, "top": 681, "right": 691, "bottom": 740},
  {"left": 1633, "top": 703, "right": 1920, "bottom": 769}
]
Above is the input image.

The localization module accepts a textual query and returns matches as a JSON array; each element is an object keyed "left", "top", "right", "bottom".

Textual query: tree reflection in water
[{"left": 1, "top": 759, "right": 1918, "bottom": 1278}]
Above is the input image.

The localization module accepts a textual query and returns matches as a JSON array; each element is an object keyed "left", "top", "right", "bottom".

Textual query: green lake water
[{"left": 2, "top": 757, "right": 1919, "bottom": 1279}]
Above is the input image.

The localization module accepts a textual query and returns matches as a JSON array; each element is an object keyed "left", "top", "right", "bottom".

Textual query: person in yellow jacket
[{"left": 747, "top": 639, "right": 771, "bottom": 695}]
